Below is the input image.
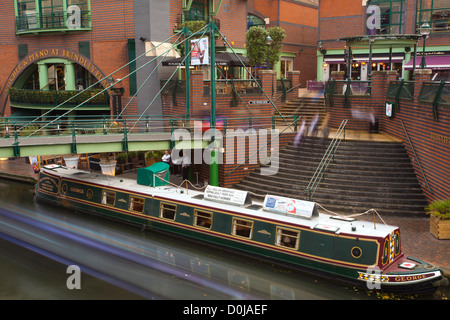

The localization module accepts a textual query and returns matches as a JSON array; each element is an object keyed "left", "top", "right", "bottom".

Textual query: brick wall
[{"left": 164, "top": 68, "right": 300, "bottom": 187}]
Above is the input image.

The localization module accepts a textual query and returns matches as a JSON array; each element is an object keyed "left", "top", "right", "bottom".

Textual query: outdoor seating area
[{"left": 38, "top": 151, "right": 163, "bottom": 176}]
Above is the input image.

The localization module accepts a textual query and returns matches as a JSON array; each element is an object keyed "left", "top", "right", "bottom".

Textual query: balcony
[
  {"left": 174, "top": 12, "right": 220, "bottom": 32},
  {"left": 8, "top": 88, "right": 110, "bottom": 110},
  {"left": 15, "top": 10, "right": 91, "bottom": 35}
]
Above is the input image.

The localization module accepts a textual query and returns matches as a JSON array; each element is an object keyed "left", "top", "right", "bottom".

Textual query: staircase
[
  {"left": 234, "top": 136, "right": 428, "bottom": 217},
  {"left": 276, "top": 96, "right": 327, "bottom": 128}
]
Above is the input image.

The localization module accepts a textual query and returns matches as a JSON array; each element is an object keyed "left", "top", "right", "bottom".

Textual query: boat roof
[{"left": 42, "top": 166, "right": 398, "bottom": 238}]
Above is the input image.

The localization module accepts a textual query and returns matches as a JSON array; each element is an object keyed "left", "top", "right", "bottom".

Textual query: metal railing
[
  {"left": 386, "top": 80, "right": 414, "bottom": 111},
  {"left": 16, "top": 10, "right": 91, "bottom": 32},
  {"left": 1, "top": 114, "right": 298, "bottom": 156},
  {"left": 305, "top": 119, "right": 348, "bottom": 201},
  {"left": 1, "top": 114, "right": 297, "bottom": 135},
  {"left": 8, "top": 88, "right": 110, "bottom": 108},
  {"left": 175, "top": 12, "right": 221, "bottom": 30},
  {"left": 418, "top": 80, "right": 450, "bottom": 120},
  {"left": 400, "top": 120, "right": 432, "bottom": 194}
]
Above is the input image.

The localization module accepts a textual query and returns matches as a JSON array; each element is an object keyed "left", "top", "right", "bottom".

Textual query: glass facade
[
  {"left": 366, "top": 0, "right": 404, "bottom": 35},
  {"left": 417, "top": 0, "right": 450, "bottom": 32},
  {"left": 15, "top": 0, "right": 90, "bottom": 33}
]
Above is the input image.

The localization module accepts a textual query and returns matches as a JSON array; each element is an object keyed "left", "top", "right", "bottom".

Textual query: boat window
[
  {"left": 351, "top": 246, "right": 362, "bottom": 259},
  {"left": 194, "top": 210, "right": 212, "bottom": 229},
  {"left": 101, "top": 190, "right": 116, "bottom": 206},
  {"left": 160, "top": 203, "right": 176, "bottom": 220},
  {"left": 129, "top": 196, "right": 145, "bottom": 213},
  {"left": 276, "top": 227, "right": 300, "bottom": 250},
  {"left": 232, "top": 218, "right": 253, "bottom": 239}
]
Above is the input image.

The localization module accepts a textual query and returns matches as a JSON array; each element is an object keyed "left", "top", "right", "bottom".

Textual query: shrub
[{"left": 425, "top": 199, "right": 450, "bottom": 220}]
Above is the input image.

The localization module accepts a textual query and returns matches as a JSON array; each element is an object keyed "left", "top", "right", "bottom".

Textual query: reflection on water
[{"left": 0, "top": 179, "right": 445, "bottom": 300}]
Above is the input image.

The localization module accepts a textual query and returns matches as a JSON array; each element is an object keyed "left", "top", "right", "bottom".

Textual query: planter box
[
  {"left": 100, "top": 161, "right": 117, "bottom": 176},
  {"left": 64, "top": 156, "right": 79, "bottom": 169},
  {"left": 430, "top": 215, "right": 450, "bottom": 240}
]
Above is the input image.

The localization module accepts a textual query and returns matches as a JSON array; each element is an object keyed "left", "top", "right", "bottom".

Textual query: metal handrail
[
  {"left": 305, "top": 119, "right": 348, "bottom": 201},
  {"left": 400, "top": 120, "right": 432, "bottom": 193},
  {"left": 0, "top": 114, "right": 298, "bottom": 157},
  {"left": 1, "top": 114, "right": 296, "bottom": 138}
]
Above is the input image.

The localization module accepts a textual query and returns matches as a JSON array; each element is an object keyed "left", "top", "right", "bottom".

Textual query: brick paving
[{"left": 0, "top": 157, "right": 448, "bottom": 277}]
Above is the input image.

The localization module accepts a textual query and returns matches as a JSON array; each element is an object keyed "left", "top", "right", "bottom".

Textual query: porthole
[
  {"left": 86, "top": 189, "right": 93, "bottom": 199},
  {"left": 61, "top": 183, "right": 68, "bottom": 193},
  {"left": 351, "top": 246, "right": 362, "bottom": 259}
]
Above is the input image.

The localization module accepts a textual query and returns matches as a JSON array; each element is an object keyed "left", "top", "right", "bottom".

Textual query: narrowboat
[{"left": 35, "top": 164, "right": 448, "bottom": 294}]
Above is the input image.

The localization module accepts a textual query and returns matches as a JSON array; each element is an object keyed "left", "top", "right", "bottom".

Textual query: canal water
[{"left": 0, "top": 179, "right": 446, "bottom": 300}]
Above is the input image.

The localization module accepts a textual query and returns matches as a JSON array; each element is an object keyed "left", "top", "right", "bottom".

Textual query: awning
[
  {"left": 404, "top": 55, "right": 450, "bottom": 70},
  {"left": 325, "top": 53, "right": 404, "bottom": 64},
  {"left": 162, "top": 56, "right": 228, "bottom": 66},
  {"left": 145, "top": 41, "right": 180, "bottom": 58},
  {"left": 215, "top": 52, "right": 250, "bottom": 67}
]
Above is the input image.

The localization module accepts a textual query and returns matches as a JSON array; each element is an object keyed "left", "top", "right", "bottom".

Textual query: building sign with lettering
[
  {"left": 6, "top": 48, "right": 108, "bottom": 90},
  {"left": 366, "top": 5, "right": 381, "bottom": 34},
  {"left": 204, "top": 185, "right": 250, "bottom": 206}
]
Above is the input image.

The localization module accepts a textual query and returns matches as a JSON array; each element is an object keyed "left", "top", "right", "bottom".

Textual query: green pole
[
  {"left": 209, "top": 22, "right": 219, "bottom": 186},
  {"left": 183, "top": 27, "right": 191, "bottom": 130}
]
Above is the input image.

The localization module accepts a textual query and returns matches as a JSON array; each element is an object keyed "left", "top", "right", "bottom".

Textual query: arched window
[{"left": 247, "top": 14, "right": 265, "bottom": 30}]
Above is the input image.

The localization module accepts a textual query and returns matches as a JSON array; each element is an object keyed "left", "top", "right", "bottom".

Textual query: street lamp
[
  {"left": 419, "top": 21, "right": 431, "bottom": 69},
  {"left": 265, "top": 35, "right": 273, "bottom": 69}
]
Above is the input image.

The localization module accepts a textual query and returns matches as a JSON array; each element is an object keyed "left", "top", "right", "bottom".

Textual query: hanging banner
[{"left": 191, "top": 37, "right": 209, "bottom": 66}]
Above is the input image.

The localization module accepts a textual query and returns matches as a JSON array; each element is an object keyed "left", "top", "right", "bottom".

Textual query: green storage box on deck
[{"left": 137, "top": 162, "right": 170, "bottom": 186}]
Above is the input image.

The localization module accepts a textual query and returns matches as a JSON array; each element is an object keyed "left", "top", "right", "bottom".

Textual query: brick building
[
  {"left": 247, "top": 0, "right": 319, "bottom": 85},
  {"left": 0, "top": 0, "right": 136, "bottom": 118},
  {"left": 0, "top": 0, "right": 317, "bottom": 120},
  {"left": 317, "top": 0, "right": 450, "bottom": 82},
  {"left": 319, "top": 0, "right": 450, "bottom": 203}
]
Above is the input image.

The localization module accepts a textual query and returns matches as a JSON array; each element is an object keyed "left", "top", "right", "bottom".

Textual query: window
[
  {"left": 232, "top": 218, "right": 253, "bottom": 239},
  {"left": 41, "top": 0, "right": 64, "bottom": 28},
  {"left": 101, "top": 190, "right": 115, "bottom": 206},
  {"left": 160, "top": 203, "right": 176, "bottom": 220},
  {"left": 280, "top": 57, "right": 293, "bottom": 79},
  {"left": 276, "top": 227, "right": 300, "bottom": 250},
  {"left": 417, "top": 0, "right": 449, "bottom": 33},
  {"left": 129, "top": 196, "right": 145, "bottom": 213},
  {"left": 366, "top": 0, "right": 404, "bottom": 35},
  {"left": 351, "top": 246, "right": 363, "bottom": 259},
  {"left": 247, "top": 14, "right": 266, "bottom": 30},
  {"left": 194, "top": 210, "right": 212, "bottom": 229},
  {"left": 15, "top": 0, "right": 91, "bottom": 33}
]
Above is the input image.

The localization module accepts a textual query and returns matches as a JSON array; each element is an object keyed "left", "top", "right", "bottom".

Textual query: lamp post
[
  {"left": 265, "top": 35, "right": 273, "bottom": 69},
  {"left": 419, "top": 21, "right": 431, "bottom": 69}
]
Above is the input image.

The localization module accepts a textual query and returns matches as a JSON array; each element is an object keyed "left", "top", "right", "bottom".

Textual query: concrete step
[{"left": 235, "top": 136, "right": 428, "bottom": 216}]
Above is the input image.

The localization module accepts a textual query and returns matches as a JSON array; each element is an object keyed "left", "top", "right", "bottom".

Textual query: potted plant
[
  {"left": 99, "top": 153, "right": 117, "bottom": 176},
  {"left": 145, "top": 150, "right": 164, "bottom": 167},
  {"left": 116, "top": 152, "right": 128, "bottom": 165},
  {"left": 128, "top": 151, "right": 138, "bottom": 162},
  {"left": 426, "top": 198, "right": 450, "bottom": 240},
  {"left": 63, "top": 154, "right": 80, "bottom": 168}
]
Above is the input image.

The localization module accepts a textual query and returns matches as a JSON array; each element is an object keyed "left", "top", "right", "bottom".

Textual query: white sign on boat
[
  {"left": 204, "top": 185, "right": 251, "bottom": 206},
  {"left": 263, "top": 195, "right": 318, "bottom": 219}
]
